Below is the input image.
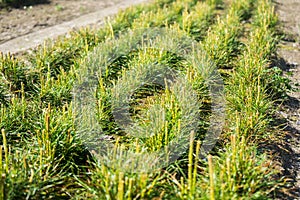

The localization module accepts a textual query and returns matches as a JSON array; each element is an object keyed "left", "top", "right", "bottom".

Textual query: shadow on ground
[
  {"left": 261, "top": 56, "right": 300, "bottom": 199},
  {"left": 0, "top": 0, "right": 50, "bottom": 8},
  {"left": 268, "top": 122, "right": 300, "bottom": 199}
]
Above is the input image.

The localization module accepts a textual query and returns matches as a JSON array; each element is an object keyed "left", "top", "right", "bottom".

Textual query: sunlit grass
[{"left": 0, "top": 0, "right": 287, "bottom": 199}]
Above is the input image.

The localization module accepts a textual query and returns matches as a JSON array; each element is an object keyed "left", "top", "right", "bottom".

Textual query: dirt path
[
  {"left": 0, "top": 0, "right": 148, "bottom": 54},
  {"left": 0, "top": 0, "right": 120, "bottom": 44},
  {"left": 275, "top": 0, "right": 300, "bottom": 199}
]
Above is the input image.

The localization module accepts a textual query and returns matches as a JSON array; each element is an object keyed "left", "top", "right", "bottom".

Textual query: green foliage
[
  {"left": 202, "top": 3, "right": 242, "bottom": 68},
  {"left": 0, "top": 53, "right": 37, "bottom": 97},
  {"left": 199, "top": 136, "right": 277, "bottom": 200},
  {"left": 263, "top": 67, "right": 292, "bottom": 100}
]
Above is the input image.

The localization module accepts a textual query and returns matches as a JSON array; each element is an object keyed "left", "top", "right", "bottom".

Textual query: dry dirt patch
[{"left": 0, "top": 0, "right": 120, "bottom": 44}]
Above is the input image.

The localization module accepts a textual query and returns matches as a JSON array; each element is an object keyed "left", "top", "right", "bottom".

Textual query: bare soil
[
  {"left": 0, "top": 0, "right": 120, "bottom": 44},
  {"left": 274, "top": 0, "right": 300, "bottom": 199}
]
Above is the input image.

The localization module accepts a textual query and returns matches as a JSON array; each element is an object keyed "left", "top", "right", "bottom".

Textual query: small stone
[
  {"left": 290, "top": 116, "right": 298, "bottom": 121},
  {"left": 279, "top": 111, "right": 288, "bottom": 118}
]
